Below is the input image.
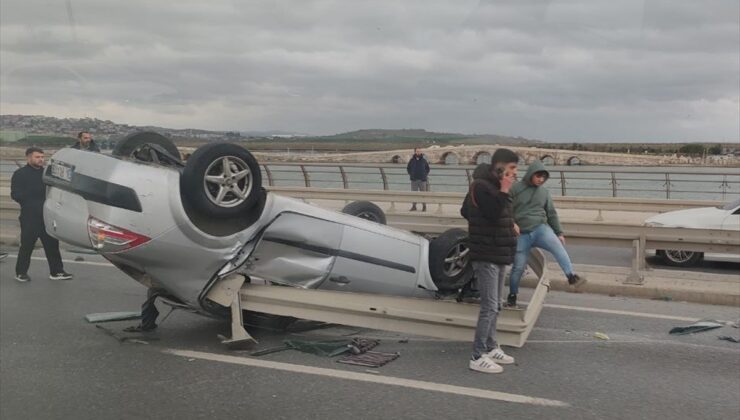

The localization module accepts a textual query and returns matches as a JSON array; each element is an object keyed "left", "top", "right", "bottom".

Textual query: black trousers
[{"left": 16, "top": 216, "right": 64, "bottom": 276}]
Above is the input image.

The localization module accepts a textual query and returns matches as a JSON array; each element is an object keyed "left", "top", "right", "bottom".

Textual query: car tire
[
  {"left": 112, "top": 131, "right": 181, "bottom": 160},
  {"left": 341, "top": 201, "right": 387, "bottom": 225},
  {"left": 657, "top": 250, "right": 703, "bottom": 267},
  {"left": 181, "top": 143, "right": 262, "bottom": 218},
  {"left": 429, "top": 228, "right": 473, "bottom": 292}
]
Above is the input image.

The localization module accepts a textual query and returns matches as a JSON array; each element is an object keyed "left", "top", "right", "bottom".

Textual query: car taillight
[{"left": 87, "top": 217, "right": 150, "bottom": 253}]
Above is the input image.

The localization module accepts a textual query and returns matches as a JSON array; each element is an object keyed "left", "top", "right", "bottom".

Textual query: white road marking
[
  {"left": 542, "top": 303, "right": 700, "bottom": 322},
  {"left": 164, "top": 348, "right": 569, "bottom": 407},
  {"left": 4, "top": 254, "right": 113, "bottom": 267}
]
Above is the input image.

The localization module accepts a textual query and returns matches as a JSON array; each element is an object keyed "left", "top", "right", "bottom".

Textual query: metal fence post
[
  {"left": 664, "top": 173, "right": 671, "bottom": 199},
  {"left": 720, "top": 175, "right": 729, "bottom": 200},
  {"left": 299, "top": 165, "right": 310, "bottom": 188},
  {"left": 339, "top": 166, "right": 349, "bottom": 189},
  {"left": 263, "top": 164, "right": 274, "bottom": 186},
  {"left": 624, "top": 236, "right": 646, "bottom": 285},
  {"left": 610, "top": 172, "right": 618, "bottom": 197},
  {"left": 560, "top": 172, "right": 567, "bottom": 196}
]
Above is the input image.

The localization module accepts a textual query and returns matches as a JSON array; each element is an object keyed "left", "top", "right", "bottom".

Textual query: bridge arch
[
  {"left": 441, "top": 151, "right": 460, "bottom": 165},
  {"left": 540, "top": 155, "right": 556, "bottom": 166},
  {"left": 566, "top": 156, "right": 581, "bottom": 166},
  {"left": 391, "top": 155, "right": 403, "bottom": 164},
  {"left": 473, "top": 151, "right": 492, "bottom": 165}
]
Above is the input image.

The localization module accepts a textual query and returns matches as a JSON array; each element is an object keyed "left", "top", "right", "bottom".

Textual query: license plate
[{"left": 49, "top": 160, "right": 74, "bottom": 182}]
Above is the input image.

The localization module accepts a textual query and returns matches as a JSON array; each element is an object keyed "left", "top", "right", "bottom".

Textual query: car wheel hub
[
  {"left": 203, "top": 156, "right": 253, "bottom": 208},
  {"left": 443, "top": 244, "right": 469, "bottom": 277},
  {"left": 665, "top": 250, "right": 695, "bottom": 264}
]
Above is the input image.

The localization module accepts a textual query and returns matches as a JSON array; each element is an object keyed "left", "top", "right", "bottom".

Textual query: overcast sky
[{"left": 1, "top": 0, "right": 738, "bottom": 142}]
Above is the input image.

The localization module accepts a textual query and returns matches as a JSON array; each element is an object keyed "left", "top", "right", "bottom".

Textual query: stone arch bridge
[{"left": 257, "top": 144, "right": 715, "bottom": 166}]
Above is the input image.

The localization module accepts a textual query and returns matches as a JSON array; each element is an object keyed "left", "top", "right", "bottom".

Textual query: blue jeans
[
  {"left": 471, "top": 262, "right": 505, "bottom": 359},
  {"left": 509, "top": 224, "right": 574, "bottom": 295}
]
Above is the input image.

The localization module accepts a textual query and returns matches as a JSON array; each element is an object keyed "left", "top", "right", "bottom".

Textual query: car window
[{"left": 720, "top": 198, "right": 740, "bottom": 211}]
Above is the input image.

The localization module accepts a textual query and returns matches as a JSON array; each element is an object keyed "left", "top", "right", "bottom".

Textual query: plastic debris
[
  {"left": 337, "top": 351, "right": 400, "bottom": 368},
  {"left": 283, "top": 338, "right": 379, "bottom": 357},
  {"left": 250, "top": 346, "right": 291, "bottom": 357},
  {"left": 85, "top": 311, "right": 141, "bottom": 323},
  {"left": 669, "top": 320, "right": 724, "bottom": 336},
  {"left": 718, "top": 336, "right": 740, "bottom": 343},
  {"left": 594, "top": 332, "right": 610, "bottom": 340}
]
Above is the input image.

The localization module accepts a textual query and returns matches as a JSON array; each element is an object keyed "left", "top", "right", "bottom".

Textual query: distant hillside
[{"left": 302, "top": 129, "right": 544, "bottom": 147}]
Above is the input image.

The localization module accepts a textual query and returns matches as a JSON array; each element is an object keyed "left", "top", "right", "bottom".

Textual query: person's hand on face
[{"left": 500, "top": 169, "right": 515, "bottom": 193}]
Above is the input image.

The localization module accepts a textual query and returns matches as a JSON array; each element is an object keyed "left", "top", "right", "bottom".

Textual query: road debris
[
  {"left": 85, "top": 311, "right": 141, "bottom": 323},
  {"left": 94, "top": 325, "right": 158, "bottom": 344},
  {"left": 283, "top": 338, "right": 380, "bottom": 357},
  {"left": 337, "top": 351, "right": 400, "bottom": 368},
  {"left": 250, "top": 346, "right": 291, "bottom": 357},
  {"left": 718, "top": 336, "right": 740, "bottom": 343},
  {"left": 593, "top": 332, "right": 610, "bottom": 341},
  {"left": 669, "top": 320, "right": 724, "bottom": 335}
]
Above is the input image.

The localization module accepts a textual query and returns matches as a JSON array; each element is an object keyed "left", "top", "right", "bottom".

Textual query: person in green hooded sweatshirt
[{"left": 506, "top": 160, "right": 587, "bottom": 307}]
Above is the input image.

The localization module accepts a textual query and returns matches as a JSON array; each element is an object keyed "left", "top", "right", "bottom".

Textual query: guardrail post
[
  {"left": 263, "top": 164, "right": 274, "bottom": 186},
  {"left": 560, "top": 172, "right": 567, "bottom": 196},
  {"left": 664, "top": 173, "right": 671, "bottom": 199},
  {"left": 610, "top": 172, "right": 618, "bottom": 197},
  {"left": 299, "top": 165, "right": 311, "bottom": 187},
  {"left": 624, "top": 236, "right": 646, "bottom": 285},
  {"left": 339, "top": 166, "right": 349, "bottom": 189},
  {"left": 594, "top": 209, "right": 604, "bottom": 222},
  {"left": 720, "top": 176, "right": 729, "bottom": 200},
  {"left": 379, "top": 167, "right": 396, "bottom": 211}
]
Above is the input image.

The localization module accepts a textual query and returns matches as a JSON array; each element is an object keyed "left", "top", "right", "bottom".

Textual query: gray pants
[
  {"left": 410, "top": 180, "right": 428, "bottom": 208},
  {"left": 471, "top": 261, "right": 506, "bottom": 359}
]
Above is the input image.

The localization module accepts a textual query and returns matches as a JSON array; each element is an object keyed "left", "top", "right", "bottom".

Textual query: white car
[{"left": 645, "top": 198, "right": 740, "bottom": 267}]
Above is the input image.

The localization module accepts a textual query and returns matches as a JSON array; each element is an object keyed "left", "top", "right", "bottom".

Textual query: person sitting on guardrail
[
  {"left": 460, "top": 149, "right": 519, "bottom": 374},
  {"left": 407, "top": 148, "right": 430, "bottom": 211},
  {"left": 506, "top": 159, "right": 586, "bottom": 308}
]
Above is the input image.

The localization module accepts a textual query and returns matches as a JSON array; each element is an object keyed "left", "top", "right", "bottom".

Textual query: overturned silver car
[{"left": 43, "top": 134, "right": 475, "bottom": 318}]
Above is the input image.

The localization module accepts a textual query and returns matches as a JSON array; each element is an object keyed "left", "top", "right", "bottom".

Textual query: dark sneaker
[
  {"left": 505, "top": 293, "right": 517, "bottom": 308},
  {"left": 567, "top": 273, "right": 587, "bottom": 288},
  {"left": 15, "top": 274, "right": 30, "bottom": 283},
  {"left": 49, "top": 272, "right": 73, "bottom": 281}
]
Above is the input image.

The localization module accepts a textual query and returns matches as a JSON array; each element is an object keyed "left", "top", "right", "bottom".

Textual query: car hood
[{"left": 645, "top": 206, "right": 726, "bottom": 229}]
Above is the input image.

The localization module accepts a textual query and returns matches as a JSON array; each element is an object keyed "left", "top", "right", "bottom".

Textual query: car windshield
[{"left": 719, "top": 198, "right": 740, "bottom": 211}]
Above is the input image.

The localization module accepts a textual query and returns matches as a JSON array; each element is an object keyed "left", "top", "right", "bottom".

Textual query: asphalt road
[{"left": 1, "top": 248, "right": 739, "bottom": 420}]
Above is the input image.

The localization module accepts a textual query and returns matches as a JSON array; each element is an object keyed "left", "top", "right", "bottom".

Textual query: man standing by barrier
[
  {"left": 72, "top": 131, "right": 101, "bottom": 152},
  {"left": 506, "top": 160, "right": 586, "bottom": 308},
  {"left": 11, "top": 147, "right": 72, "bottom": 282},
  {"left": 407, "top": 148, "right": 430, "bottom": 211},
  {"left": 460, "top": 149, "right": 519, "bottom": 373}
]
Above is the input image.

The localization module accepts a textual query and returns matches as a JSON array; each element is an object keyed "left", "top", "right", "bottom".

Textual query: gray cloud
[{"left": 1, "top": 0, "right": 737, "bottom": 141}]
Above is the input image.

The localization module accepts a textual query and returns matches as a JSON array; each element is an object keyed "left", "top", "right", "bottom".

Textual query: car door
[
  {"left": 321, "top": 225, "right": 424, "bottom": 297},
  {"left": 245, "top": 212, "right": 344, "bottom": 288}
]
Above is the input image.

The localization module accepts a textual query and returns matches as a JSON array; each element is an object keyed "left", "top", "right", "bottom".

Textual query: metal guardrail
[{"left": 254, "top": 162, "right": 740, "bottom": 201}]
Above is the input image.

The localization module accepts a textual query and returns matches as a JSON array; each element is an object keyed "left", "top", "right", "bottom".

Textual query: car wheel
[
  {"left": 181, "top": 143, "right": 262, "bottom": 218},
  {"left": 341, "top": 201, "right": 387, "bottom": 224},
  {"left": 429, "top": 228, "right": 473, "bottom": 292},
  {"left": 657, "top": 250, "right": 703, "bottom": 267},
  {"left": 112, "top": 131, "right": 181, "bottom": 160}
]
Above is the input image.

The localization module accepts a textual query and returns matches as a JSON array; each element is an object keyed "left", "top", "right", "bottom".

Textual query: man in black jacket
[
  {"left": 11, "top": 147, "right": 71, "bottom": 282},
  {"left": 72, "top": 131, "right": 101, "bottom": 152},
  {"left": 406, "top": 148, "right": 430, "bottom": 211},
  {"left": 460, "top": 148, "right": 520, "bottom": 373}
]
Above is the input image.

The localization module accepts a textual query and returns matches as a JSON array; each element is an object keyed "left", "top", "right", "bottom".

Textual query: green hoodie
[{"left": 509, "top": 160, "right": 563, "bottom": 235}]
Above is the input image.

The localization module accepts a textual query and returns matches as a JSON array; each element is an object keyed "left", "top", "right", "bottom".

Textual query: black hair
[
  {"left": 25, "top": 146, "right": 44, "bottom": 156},
  {"left": 78, "top": 131, "right": 90, "bottom": 139},
  {"left": 492, "top": 148, "right": 519, "bottom": 164}
]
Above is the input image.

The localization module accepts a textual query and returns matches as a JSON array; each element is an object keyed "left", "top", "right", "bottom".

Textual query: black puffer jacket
[
  {"left": 460, "top": 164, "right": 517, "bottom": 265},
  {"left": 11, "top": 164, "right": 46, "bottom": 221}
]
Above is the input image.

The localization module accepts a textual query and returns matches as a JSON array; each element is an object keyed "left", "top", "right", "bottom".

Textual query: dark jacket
[
  {"left": 11, "top": 164, "right": 46, "bottom": 221},
  {"left": 72, "top": 139, "right": 101, "bottom": 152},
  {"left": 460, "top": 163, "right": 517, "bottom": 264},
  {"left": 510, "top": 159, "right": 563, "bottom": 235},
  {"left": 407, "top": 155, "right": 430, "bottom": 181}
]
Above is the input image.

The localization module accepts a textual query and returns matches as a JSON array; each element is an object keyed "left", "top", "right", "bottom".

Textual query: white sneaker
[
  {"left": 469, "top": 356, "right": 503, "bottom": 374},
  {"left": 485, "top": 347, "right": 515, "bottom": 365}
]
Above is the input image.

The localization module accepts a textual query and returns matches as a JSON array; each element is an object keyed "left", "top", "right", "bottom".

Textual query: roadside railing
[
  {"left": 254, "top": 162, "right": 740, "bottom": 201},
  {"left": 3, "top": 159, "right": 739, "bottom": 201}
]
